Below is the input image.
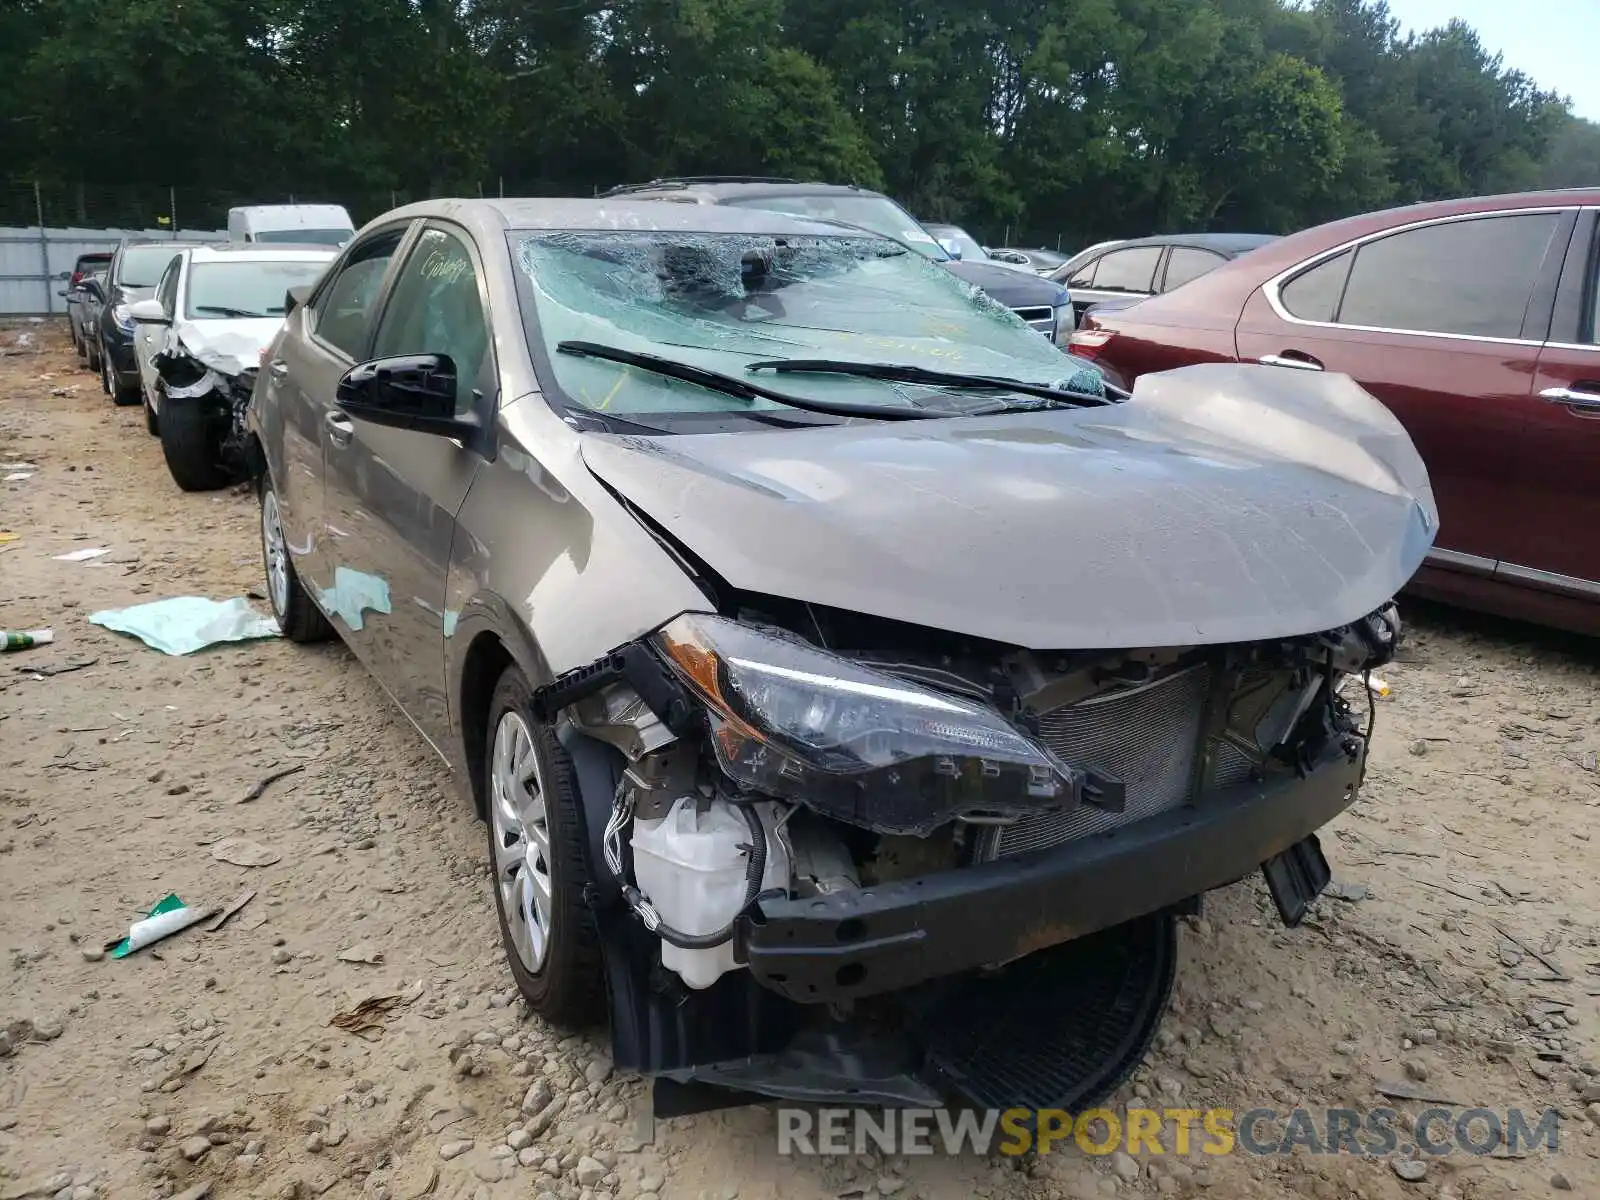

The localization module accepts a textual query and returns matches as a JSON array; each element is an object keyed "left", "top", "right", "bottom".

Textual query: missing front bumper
[{"left": 736, "top": 753, "right": 1362, "bottom": 1004}]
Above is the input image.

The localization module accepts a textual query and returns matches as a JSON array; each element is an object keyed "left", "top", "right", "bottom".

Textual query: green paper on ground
[{"left": 110, "top": 893, "right": 190, "bottom": 958}]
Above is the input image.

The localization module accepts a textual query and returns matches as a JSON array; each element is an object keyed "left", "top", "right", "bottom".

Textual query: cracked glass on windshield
[{"left": 516, "top": 231, "right": 1090, "bottom": 418}]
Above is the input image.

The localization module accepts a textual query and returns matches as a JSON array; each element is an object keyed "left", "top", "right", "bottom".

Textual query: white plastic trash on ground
[{"left": 89, "top": 597, "right": 281, "bottom": 656}]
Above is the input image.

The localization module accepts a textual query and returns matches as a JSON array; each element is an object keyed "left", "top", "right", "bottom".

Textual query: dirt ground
[{"left": 1, "top": 319, "right": 1597, "bottom": 1200}]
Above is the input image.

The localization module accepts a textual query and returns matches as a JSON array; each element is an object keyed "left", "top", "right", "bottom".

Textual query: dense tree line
[{"left": 2, "top": 0, "right": 1595, "bottom": 243}]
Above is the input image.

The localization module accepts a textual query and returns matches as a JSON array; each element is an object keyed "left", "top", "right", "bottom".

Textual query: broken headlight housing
[{"left": 652, "top": 613, "right": 1077, "bottom": 836}]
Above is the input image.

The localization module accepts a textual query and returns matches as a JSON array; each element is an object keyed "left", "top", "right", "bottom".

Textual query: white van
[{"left": 227, "top": 204, "right": 355, "bottom": 247}]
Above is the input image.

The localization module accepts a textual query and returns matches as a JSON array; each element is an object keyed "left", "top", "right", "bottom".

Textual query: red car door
[
  {"left": 1234, "top": 209, "right": 1574, "bottom": 570},
  {"left": 1513, "top": 209, "right": 1600, "bottom": 597}
]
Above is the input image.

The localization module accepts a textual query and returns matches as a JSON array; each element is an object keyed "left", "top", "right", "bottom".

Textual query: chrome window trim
[
  {"left": 1263, "top": 206, "right": 1576, "bottom": 347},
  {"left": 1426, "top": 547, "right": 1496, "bottom": 574},
  {"left": 1497, "top": 562, "right": 1600, "bottom": 599}
]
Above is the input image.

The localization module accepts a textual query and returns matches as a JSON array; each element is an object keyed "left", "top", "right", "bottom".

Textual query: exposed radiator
[{"left": 992, "top": 664, "right": 1211, "bottom": 858}]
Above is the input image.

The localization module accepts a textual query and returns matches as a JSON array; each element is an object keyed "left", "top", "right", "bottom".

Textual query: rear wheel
[
  {"left": 258, "top": 472, "right": 333, "bottom": 642},
  {"left": 485, "top": 665, "right": 603, "bottom": 1026},
  {"left": 159, "top": 398, "right": 230, "bottom": 491}
]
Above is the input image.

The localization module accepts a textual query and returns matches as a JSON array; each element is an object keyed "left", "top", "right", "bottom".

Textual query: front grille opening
[{"left": 992, "top": 664, "right": 1211, "bottom": 857}]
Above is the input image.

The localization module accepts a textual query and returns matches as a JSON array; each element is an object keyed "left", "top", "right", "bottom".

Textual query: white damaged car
[{"left": 129, "top": 244, "right": 337, "bottom": 490}]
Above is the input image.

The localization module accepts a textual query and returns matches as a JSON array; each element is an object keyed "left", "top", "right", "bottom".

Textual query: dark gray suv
[{"left": 600, "top": 177, "right": 1078, "bottom": 342}]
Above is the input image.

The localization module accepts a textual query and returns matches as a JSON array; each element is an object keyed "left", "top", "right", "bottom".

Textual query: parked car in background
[
  {"left": 78, "top": 269, "right": 109, "bottom": 370},
  {"left": 228, "top": 204, "right": 355, "bottom": 247},
  {"left": 988, "top": 246, "right": 1070, "bottom": 275},
  {"left": 600, "top": 178, "right": 1077, "bottom": 344},
  {"left": 61, "top": 251, "right": 111, "bottom": 362},
  {"left": 247, "top": 197, "right": 1426, "bottom": 1116},
  {"left": 1069, "top": 190, "right": 1600, "bottom": 635},
  {"left": 129, "top": 244, "right": 337, "bottom": 490},
  {"left": 96, "top": 240, "right": 203, "bottom": 404},
  {"left": 1054, "top": 233, "right": 1277, "bottom": 325}
]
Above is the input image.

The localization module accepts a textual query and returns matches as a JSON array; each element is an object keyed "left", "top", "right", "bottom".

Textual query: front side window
[
  {"left": 371, "top": 228, "right": 491, "bottom": 414},
  {"left": 186, "top": 259, "right": 333, "bottom": 319},
  {"left": 1334, "top": 213, "right": 1561, "bottom": 338},
  {"left": 1163, "top": 247, "right": 1226, "bottom": 292},
  {"left": 312, "top": 229, "right": 406, "bottom": 358},
  {"left": 156, "top": 259, "right": 181, "bottom": 315},
  {"left": 721, "top": 195, "right": 949, "bottom": 262},
  {"left": 1091, "top": 247, "right": 1162, "bottom": 294},
  {"left": 516, "top": 230, "right": 1086, "bottom": 422}
]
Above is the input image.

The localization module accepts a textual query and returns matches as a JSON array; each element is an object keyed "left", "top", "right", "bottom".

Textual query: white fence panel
[{"left": 0, "top": 226, "right": 227, "bottom": 316}]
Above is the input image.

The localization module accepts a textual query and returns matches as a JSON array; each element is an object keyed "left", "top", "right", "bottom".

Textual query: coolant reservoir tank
[{"left": 631, "top": 796, "right": 789, "bottom": 990}]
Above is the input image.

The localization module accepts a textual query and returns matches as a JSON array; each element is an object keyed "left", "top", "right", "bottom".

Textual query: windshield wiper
[
  {"left": 745, "top": 358, "right": 1122, "bottom": 407},
  {"left": 192, "top": 304, "right": 267, "bottom": 318},
  {"left": 555, "top": 341, "right": 938, "bottom": 421}
]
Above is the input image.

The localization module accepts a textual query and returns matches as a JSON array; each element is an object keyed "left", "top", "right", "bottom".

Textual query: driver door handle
[
  {"left": 1258, "top": 353, "right": 1323, "bottom": 372},
  {"left": 324, "top": 411, "right": 354, "bottom": 448},
  {"left": 1539, "top": 385, "right": 1600, "bottom": 412},
  {"left": 268, "top": 359, "right": 289, "bottom": 380}
]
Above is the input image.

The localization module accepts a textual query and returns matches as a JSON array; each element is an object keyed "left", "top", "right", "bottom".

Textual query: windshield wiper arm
[
  {"left": 192, "top": 304, "right": 266, "bottom": 318},
  {"left": 554, "top": 341, "right": 937, "bottom": 421},
  {"left": 745, "top": 358, "right": 1122, "bottom": 407}
]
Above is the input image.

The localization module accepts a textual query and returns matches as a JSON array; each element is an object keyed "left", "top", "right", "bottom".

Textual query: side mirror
[
  {"left": 336, "top": 353, "right": 490, "bottom": 452},
  {"left": 284, "top": 284, "right": 312, "bottom": 317},
  {"left": 82, "top": 278, "right": 105, "bottom": 302},
  {"left": 128, "top": 298, "right": 169, "bottom": 325},
  {"left": 938, "top": 239, "right": 963, "bottom": 261}
]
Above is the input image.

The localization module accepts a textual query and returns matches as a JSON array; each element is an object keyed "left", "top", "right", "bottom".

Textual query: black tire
[
  {"left": 87, "top": 336, "right": 102, "bottom": 373},
  {"left": 71, "top": 322, "right": 85, "bottom": 362},
  {"left": 143, "top": 385, "right": 160, "bottom": 436},
  {"left": 159, "top": 398, "right": 230, "bottom": 490},
  {"left": 99, "top": 351, "right": 113, "bottom": 396},
  {"left": 485, "top": 665, "right": 604, "bottom": 1027},
  {"left": 257, "top": 472, "right": 334, "bottom": 643}
]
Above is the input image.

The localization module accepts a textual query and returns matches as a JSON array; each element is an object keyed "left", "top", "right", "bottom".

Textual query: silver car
[{"left": 247, "top": 198, "right": 1434, "bottom": 1115}]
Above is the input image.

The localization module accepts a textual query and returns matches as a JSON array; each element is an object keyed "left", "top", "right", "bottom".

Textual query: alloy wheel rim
[
  {"left": 261, "top": 489, "right": 290, "bottom": 618},
  {"left": 489, "top": 711, "right": 554, "bottom": 972}
]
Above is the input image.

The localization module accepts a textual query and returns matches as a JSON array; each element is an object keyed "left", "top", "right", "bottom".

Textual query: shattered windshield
[
  {"left": 516, "top": 231, "right": 1088, "bottom": 420},
  {"left": 119, "top": 246, "right": 182, "bottom": 289},
  {"left": 186, "top": 259, "right": 333, "bottom": 319},
  {"left": 719, "top": 196, "right": 949, "bottom": 261}
]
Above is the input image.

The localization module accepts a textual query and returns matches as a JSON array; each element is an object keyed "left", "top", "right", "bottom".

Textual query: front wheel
[
  {"left": 159, "top": 398, "right": 230, "bottom": 491},
  {"left": 258, "top": 472, "right": 333, "bottom": 643},
  {"left": 485, "top": 666, "right": 603, "bottom": 1027},
  {"left": 143, "top": 383, "right": 159, "bottom": 436}
]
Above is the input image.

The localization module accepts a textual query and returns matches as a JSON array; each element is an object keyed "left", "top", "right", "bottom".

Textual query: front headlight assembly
[
  {"left": 652, "top": 613, "right": 1096, "bottom": 836},
  {"left": 112, "top": 304, "right": 135, "bottom": 334}
]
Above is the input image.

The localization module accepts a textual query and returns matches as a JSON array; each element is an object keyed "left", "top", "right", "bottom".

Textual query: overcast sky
[{"left": 1385, "top": 0, "right": 1598, "bottom": 120}]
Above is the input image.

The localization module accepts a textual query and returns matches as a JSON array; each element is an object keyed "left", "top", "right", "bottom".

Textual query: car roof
[
  {"left": 374, "top": 196, "right": 894, "bottom": 240},
  {"left": 118, "top": 238, "right": 207, "bottom": 251},
  {"left": 186, "top": 244, "right": 339, "bottom": 263},
  {"left": 597, "top": 178, "right": 890, "bottom": 202},
  {"left": 1102, "top": 233, "right": 1280, "bottom": 256}
]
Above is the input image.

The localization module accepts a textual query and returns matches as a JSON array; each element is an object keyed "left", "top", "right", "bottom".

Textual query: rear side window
[
  {"left": 1162, "top": 247, "right": 1225, "bottom": 292},
  {"left": 1335, "top": 214, "right": 1561, "bottom": 338},
  {"left": 312, "top": 229, "right": 406, "bottom": 358},
  {"left": 1067, "top": 258, "right": 1099, "bottom": 288},
  {"left": 1280, "top": 249, "right": 1353, "bottom": 322},
  {"left": 1091, "top": 247, "right": 1162, "bottom": 293}
]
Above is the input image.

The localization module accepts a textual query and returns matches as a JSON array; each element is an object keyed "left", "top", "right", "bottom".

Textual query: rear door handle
[
  {"left": 1258, "top": 353, "right": 1323, "bottom": 372},
  {"left": 324, "top": 411, "right": 354, "bottom": 448},
  {"left": 268, "top": 359, "right": 289, "bottom": 380},
  {"left": 1539, "top": 385, "right": 1600, "bottom": 412}
]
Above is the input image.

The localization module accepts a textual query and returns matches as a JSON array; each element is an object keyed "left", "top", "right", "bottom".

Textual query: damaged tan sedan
[{"left": 245, "top": 198, "right": 1435, "bottom": 1115}]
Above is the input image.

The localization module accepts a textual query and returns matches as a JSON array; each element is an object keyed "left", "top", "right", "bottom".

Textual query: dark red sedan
[{"left": 1070, "top": 189, "right": 1600, "bottom": 636}]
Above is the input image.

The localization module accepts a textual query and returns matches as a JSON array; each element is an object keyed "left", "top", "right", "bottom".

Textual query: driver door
[
  {"left": 138, "top": 257, "right": 181, "bottom": 405},
  {"left": 320, "top": 222, "right": 494, "bottom": 746}
]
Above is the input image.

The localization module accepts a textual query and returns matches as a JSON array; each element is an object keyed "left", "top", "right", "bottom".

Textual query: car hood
[
  {"left": 941, "top": 259, "right": 1066, "bottom": 308},
  {"left": 167, "top": 317, "right": 284, "bottom": 376},
  {"left": 579, "top": 363, "right": 1437, "bottom": 650}
]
